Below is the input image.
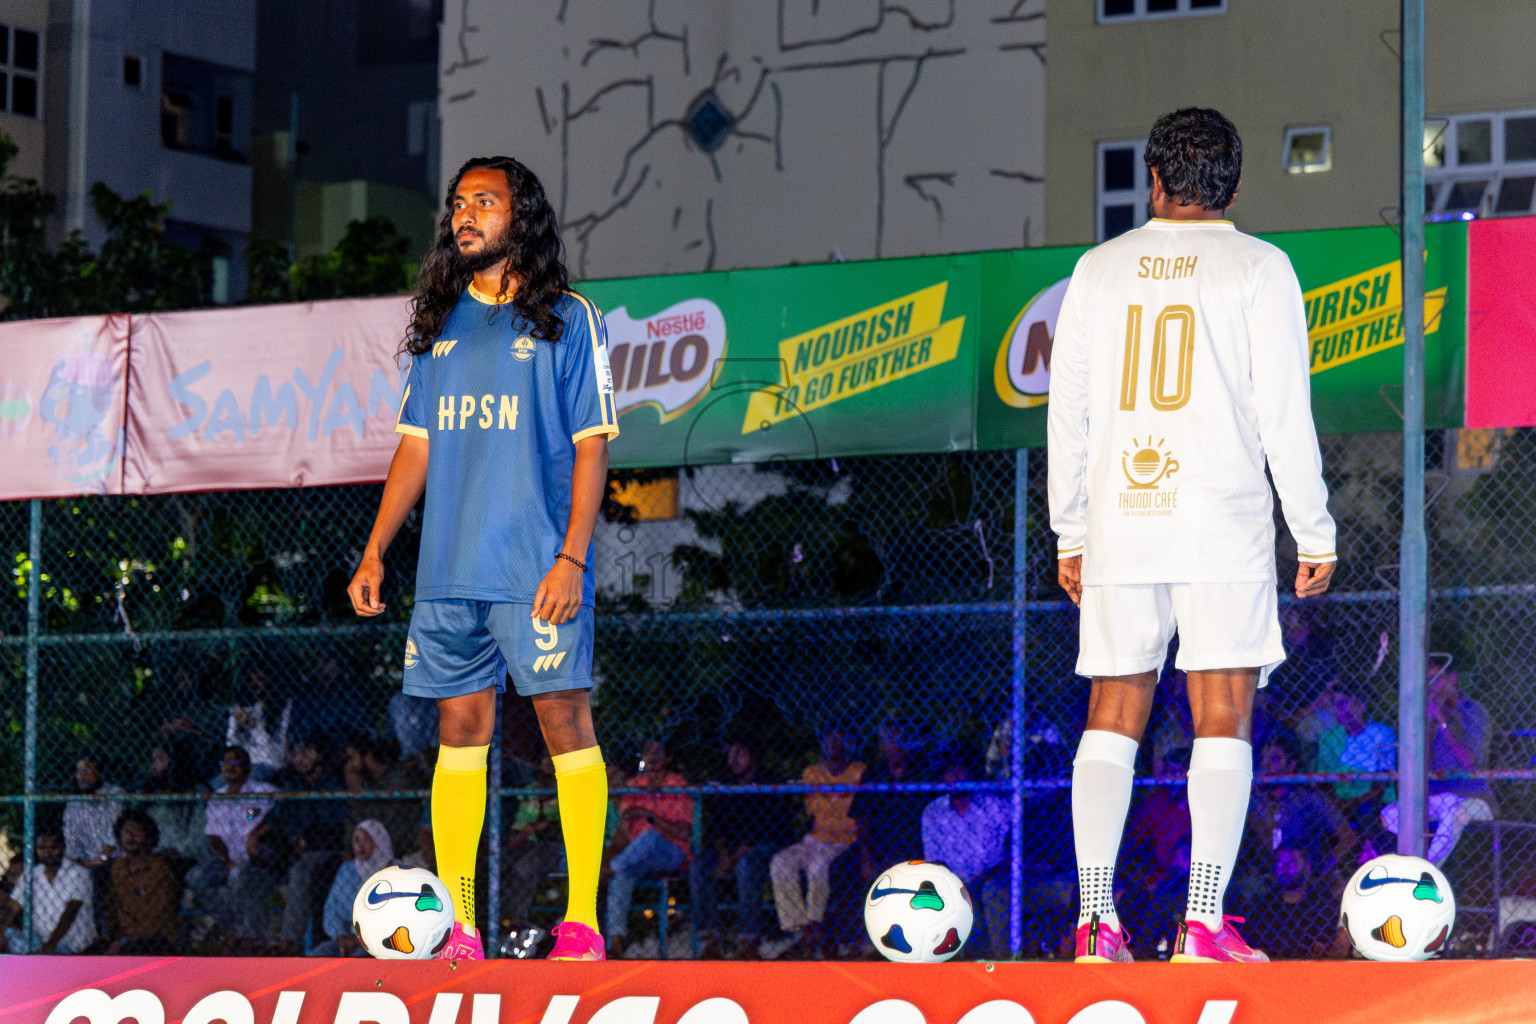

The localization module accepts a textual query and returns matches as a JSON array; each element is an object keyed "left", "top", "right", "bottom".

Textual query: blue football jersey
[{"left": 396, "top": 285, "right": 618, "bottom": 604}]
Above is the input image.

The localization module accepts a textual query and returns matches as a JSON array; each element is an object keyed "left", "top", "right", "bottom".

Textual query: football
[
  {"left": 352, "top": 865, "right": 456, "bottom": 959},
  {"left": 863, "top": 860, "right": 974, "bottom": 963},
  {"left": 1340, "top": 854, "right": 1457, "bottom": 962}
]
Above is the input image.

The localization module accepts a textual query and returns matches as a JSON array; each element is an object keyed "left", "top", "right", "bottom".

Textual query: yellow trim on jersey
[
  {"left": 1057, "top": 546, "right": 1084, "bottom": 557},
  {"left": 572, "top": 424, "right": 619, "bottom": 443},
  {"left": 565, "top": 290, "right": 619, "bottom": 437},
  {"left": 467, "top": 281, "right": 513, "bottom": 305},
  {"left": 1299, "top": 552, "right": 1337, "bottom": 561},
  {"left": 1149, "top": 217, "right": 1234, "bottom": 226},
  {"left": 396, "top": 423, "right": 429, "bottom": 438}
]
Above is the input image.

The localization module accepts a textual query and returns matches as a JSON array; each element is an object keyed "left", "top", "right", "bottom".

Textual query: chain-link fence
[{"left": 3, "top": 430, "right": 1535, "bottom": 960}]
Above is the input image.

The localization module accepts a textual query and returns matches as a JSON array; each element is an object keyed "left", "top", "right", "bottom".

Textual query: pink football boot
[
  {"left": 434, "top": 922, "right": 485, "bottom": 961},
  {"left": 1171, "top": 916, "right": 1269, "bottom": 963},
  {"left": 548, "top": 921, "right": 607, "bottom": 961},
  {"left": 1074, "top": 913, "right": 1134, "bottom": 963}
]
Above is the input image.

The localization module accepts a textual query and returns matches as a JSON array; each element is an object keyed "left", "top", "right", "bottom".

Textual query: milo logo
[{"left": 603, "top": 298, "right": 725, "bottom": 423}]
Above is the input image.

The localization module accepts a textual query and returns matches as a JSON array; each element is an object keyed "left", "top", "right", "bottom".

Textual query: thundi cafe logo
[
  {"left": 994, "top": 276, "right": 1071, "bottom": 409},
  {"left": 603, "top": 298, "right": 725, "bottom": 423},
  {"left": 512, "top": 336, "right": 536, "bottom": 362}
]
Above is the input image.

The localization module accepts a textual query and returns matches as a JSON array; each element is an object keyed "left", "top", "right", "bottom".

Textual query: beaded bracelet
[{"left": 556, "top": 552, "right": 588, "bottom": 571}]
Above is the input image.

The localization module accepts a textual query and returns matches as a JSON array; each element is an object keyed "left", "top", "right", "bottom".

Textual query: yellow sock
[
  {"left": 432, "top": 743, "right": 489, "bottom": 936},
  {"left": 552, "top": 745, "right": 607, "bottom": 931}
]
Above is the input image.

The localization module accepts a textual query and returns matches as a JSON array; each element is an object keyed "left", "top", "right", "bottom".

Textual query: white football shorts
[{"left": 1075, "top": 581, "right": 1285, "bottom": 686}]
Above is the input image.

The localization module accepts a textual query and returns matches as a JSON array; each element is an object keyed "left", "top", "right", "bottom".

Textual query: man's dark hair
[
  {"left": 404, "top": 156, "right": 570, "bottom": 355},
  {"left": 113, "top": 807, "right": 160, "bottom": 849},
  {"left": 1144, "top": 107, "right": 1243, "bottom": 211},
  {"left": 222, "top": 745, "right": 252, "bottom": 771}
]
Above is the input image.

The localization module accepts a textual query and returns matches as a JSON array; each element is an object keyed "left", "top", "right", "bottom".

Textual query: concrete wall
[
  {"left": 1044, "top": 0, "right": 1536, "bottom": 246},
  {"left": 42, "top": 0, "right": 255, "bottom": 246},
  {"left": 437, "top": 0, "right": 1048, "bottom": 279},
  {"left": 0, "top": 0, "right": 48, "bottom": 182}
]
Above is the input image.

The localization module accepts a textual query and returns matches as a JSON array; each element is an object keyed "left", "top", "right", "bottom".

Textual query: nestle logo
[{"left": 646, "top": 311, "right": 708, "bottom": 339}]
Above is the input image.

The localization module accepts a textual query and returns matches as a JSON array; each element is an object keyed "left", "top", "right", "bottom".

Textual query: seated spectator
[
  {"left": 691, "top": 737, "right": 791, "bottom": 960},
  {"left": 269, "top": 736, "right": 348, "bottom": 850},
  {"left": 344, "top": 736, "right": 423, "bottom": 857},
  {"left": 291, "top": 656, "right": 369, "bottom": 748},
  {"left": 226, "top": 667, "right": 292, "bottom": 781},
  {"left": 501, "top": 759, "right": 563, "bottom": 956},
  {"left": 1382, "top": 665, "right": 1496, "bottom": 865},
  {"left": 388, "top": 693, "right": 439, "bottom": 762},
  {"left": 827, "top": 720, "right": 926, "bottom": 950},
  {"left": 606, "top": 739, "right": 693, "bottom": 959},
  {"left": 1123, "top": 747, "right": 1191, "bottom": 891},
  {"left": 316, "top": 820, "right": 394, "bottom": 957},
  {"left": 0, "top": 830, "right": 97, "bottom": 954},
  {"left": 1122, "top": 835, "right": 1191, "bottom": 957},
  {"left": 64, "top": 754, "right": 124, "bottom": 869},
  {"left": 1314, "top": 683, "right": 1396, "bottom": 818},
  {"left": 103, "top": 810, "right": 178, "bottom": 955},
  {"left": 1244, "top": 842, "right": 1349, "bottom": 959},
  {"left": 1149, "top": 670, "right": 1196, "bottom": 767},
  {"left": 204, "top": 746, "right": 278, "bottom": 868},
  {"left": 920, "top": 753, "right": 1011, "bottom": 957},
  {"left": 1270, "top": 606, "right": 1342, "bottom": 727},
  {"left": 769, "top": 728, "right": 864, "bottom": 957},
  {"left": 136, "top": 745, "right": 209, "bottom": 865},
  {"left": 1248, "top": 734, "right": 1355, "bottom": 875}
]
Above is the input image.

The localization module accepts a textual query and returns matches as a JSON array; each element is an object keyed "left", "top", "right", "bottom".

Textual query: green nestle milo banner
[
  {"left": 976, "top": 222, "right": 1467, "bottom": 450},
  {"left": 581, "top": 254, "right": 980, "bottom": 468},
  {"left": 582, "top": 224, "right": 1466, "bottom": 468}
]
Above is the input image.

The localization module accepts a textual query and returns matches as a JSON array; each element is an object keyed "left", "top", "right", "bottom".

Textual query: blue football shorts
[{"left": 402, "top": 599, "right": 594, "bottom": 699}]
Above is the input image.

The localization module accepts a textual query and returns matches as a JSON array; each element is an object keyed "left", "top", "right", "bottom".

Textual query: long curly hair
[{"left": 403, "top": 156, "right": 570, "bottom": 355}]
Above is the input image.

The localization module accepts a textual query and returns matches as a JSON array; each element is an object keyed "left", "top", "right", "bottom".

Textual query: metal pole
[
  {"left": 1397, "top": 0, "right": 1429, "bottom": 859},
  {"left": 22, "top": 498, "right": 41, "bottom": 951},
  {"left": 288, "top": 92, "right": 300, "bottom": 262},
  {"left": 485, "top": 697, "right": 503, "bottom": 957},
  {"left": 1008, "top": 448, "right": 1029, "bottom": 958}
]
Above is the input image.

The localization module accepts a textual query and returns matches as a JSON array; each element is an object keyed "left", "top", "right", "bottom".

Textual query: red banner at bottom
[{"left": 3, "top": 957, "right": 1536, "bottom": 1024}]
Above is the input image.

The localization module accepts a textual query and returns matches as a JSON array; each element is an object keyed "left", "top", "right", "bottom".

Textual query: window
[
  {"left": 123, "top": 55, "right": 141, "bottom": 89},
  {"left": 1097, "top": 140, "right": 1149, "bottom": 241},
  {"left": 1098, "top": 0, "right": 1224, "bottom": 22},
  {"left": 1425, "top": 109, "right": 1536, "bottom": 220},
  {"left": 1283, "top": 126, "right": 1332, "bottom": 174},
  {"left": 160, "top": 53, "right": 252, "bottom": 163},
  {"left": 0, "top": 23, "right": 41, "bottom": 118}
]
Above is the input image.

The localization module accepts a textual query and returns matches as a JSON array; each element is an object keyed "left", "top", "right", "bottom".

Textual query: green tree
[
  {"left": 244, "top": 238, "right": 294, "bottom": 304},
  {"left": 0, "top": 133, "right": 218, "bottom": 317},
  {"left": 289, "top": 216, "right": 414, "bottom": 301}
]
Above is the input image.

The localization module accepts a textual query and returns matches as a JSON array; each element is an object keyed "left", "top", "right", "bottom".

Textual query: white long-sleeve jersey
[{"left": 1047, "top": 218, "right": 1336, "bottom": 586}]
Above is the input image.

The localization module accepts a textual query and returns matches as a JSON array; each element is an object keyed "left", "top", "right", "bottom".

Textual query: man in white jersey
[{"left": 1047, "top": 108, "right": 1337, "bottom": 964}]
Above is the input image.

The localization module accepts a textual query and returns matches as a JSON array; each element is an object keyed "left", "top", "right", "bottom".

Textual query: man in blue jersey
[{"left": 348, "top": 156, "right": 617, "bottom": 962}]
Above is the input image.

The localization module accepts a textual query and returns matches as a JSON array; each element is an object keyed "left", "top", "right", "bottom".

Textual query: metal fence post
[
  {"left": 1009, "top": 448, "right": 1029, "bottom": 958},
  {"left": 22, "top": 498, "right": 41, "bottom": 952},
  {"left": 486, "top": 699, "right": 504, "bottom": 956},
  {"left": 1397, "top": 0, "right": 1429, "bottom": 859}
]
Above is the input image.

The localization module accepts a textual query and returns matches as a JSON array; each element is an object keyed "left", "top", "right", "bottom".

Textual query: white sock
[
  {"left": 1185, "top": 737, "right": 1253, "bottom": 931},
  {"left": 1072, "top": 729, "right": 1139, "bottom": 929}
]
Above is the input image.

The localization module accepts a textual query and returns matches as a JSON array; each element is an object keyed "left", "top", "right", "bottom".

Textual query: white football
[
  {"left": 1340, "top": 854, "right": 1456, "bottom": 962},
  {"left": 352, "top": 865, "right": 455, "bottom": 959},
  {"left": 863, "top": 860, "right": 974, "bottom": 963}
]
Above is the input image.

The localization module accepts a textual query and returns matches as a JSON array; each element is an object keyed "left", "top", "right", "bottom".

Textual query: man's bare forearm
[
  {"left": 561, "top": 437, "right": 608, "bottom": 560},
  {"left": 365, "top": 435, "right": 430, "bottom": 559}
]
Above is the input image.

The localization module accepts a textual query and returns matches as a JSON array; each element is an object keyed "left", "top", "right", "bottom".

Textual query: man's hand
[
  {"left": 532, "top": 558, "right": 583, "bottom": 625},
  {"left": 348, "top": 552, "right": 387, "bottom": 616},
  {"left": 1295, "top": 560, "right": 1336, "bottom": 599},
  {"left": 1058, "top": 555, "right": 1083, "bottom": 606}
]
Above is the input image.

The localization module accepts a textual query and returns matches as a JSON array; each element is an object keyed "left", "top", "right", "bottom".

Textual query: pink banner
[
  {"left": 0, "top": 315, "right": 127, "bottom": 499},
  {"left": 123, "top": 298, "right": 411, "bottom": 493},
  {"left": 1467, "top": 216, "right": 1536, "bottom": 429}
]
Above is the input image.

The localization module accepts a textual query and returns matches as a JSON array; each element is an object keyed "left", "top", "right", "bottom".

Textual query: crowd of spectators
[{"left": 0, "top": 633, "right": 1511, "bottom": 962}]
